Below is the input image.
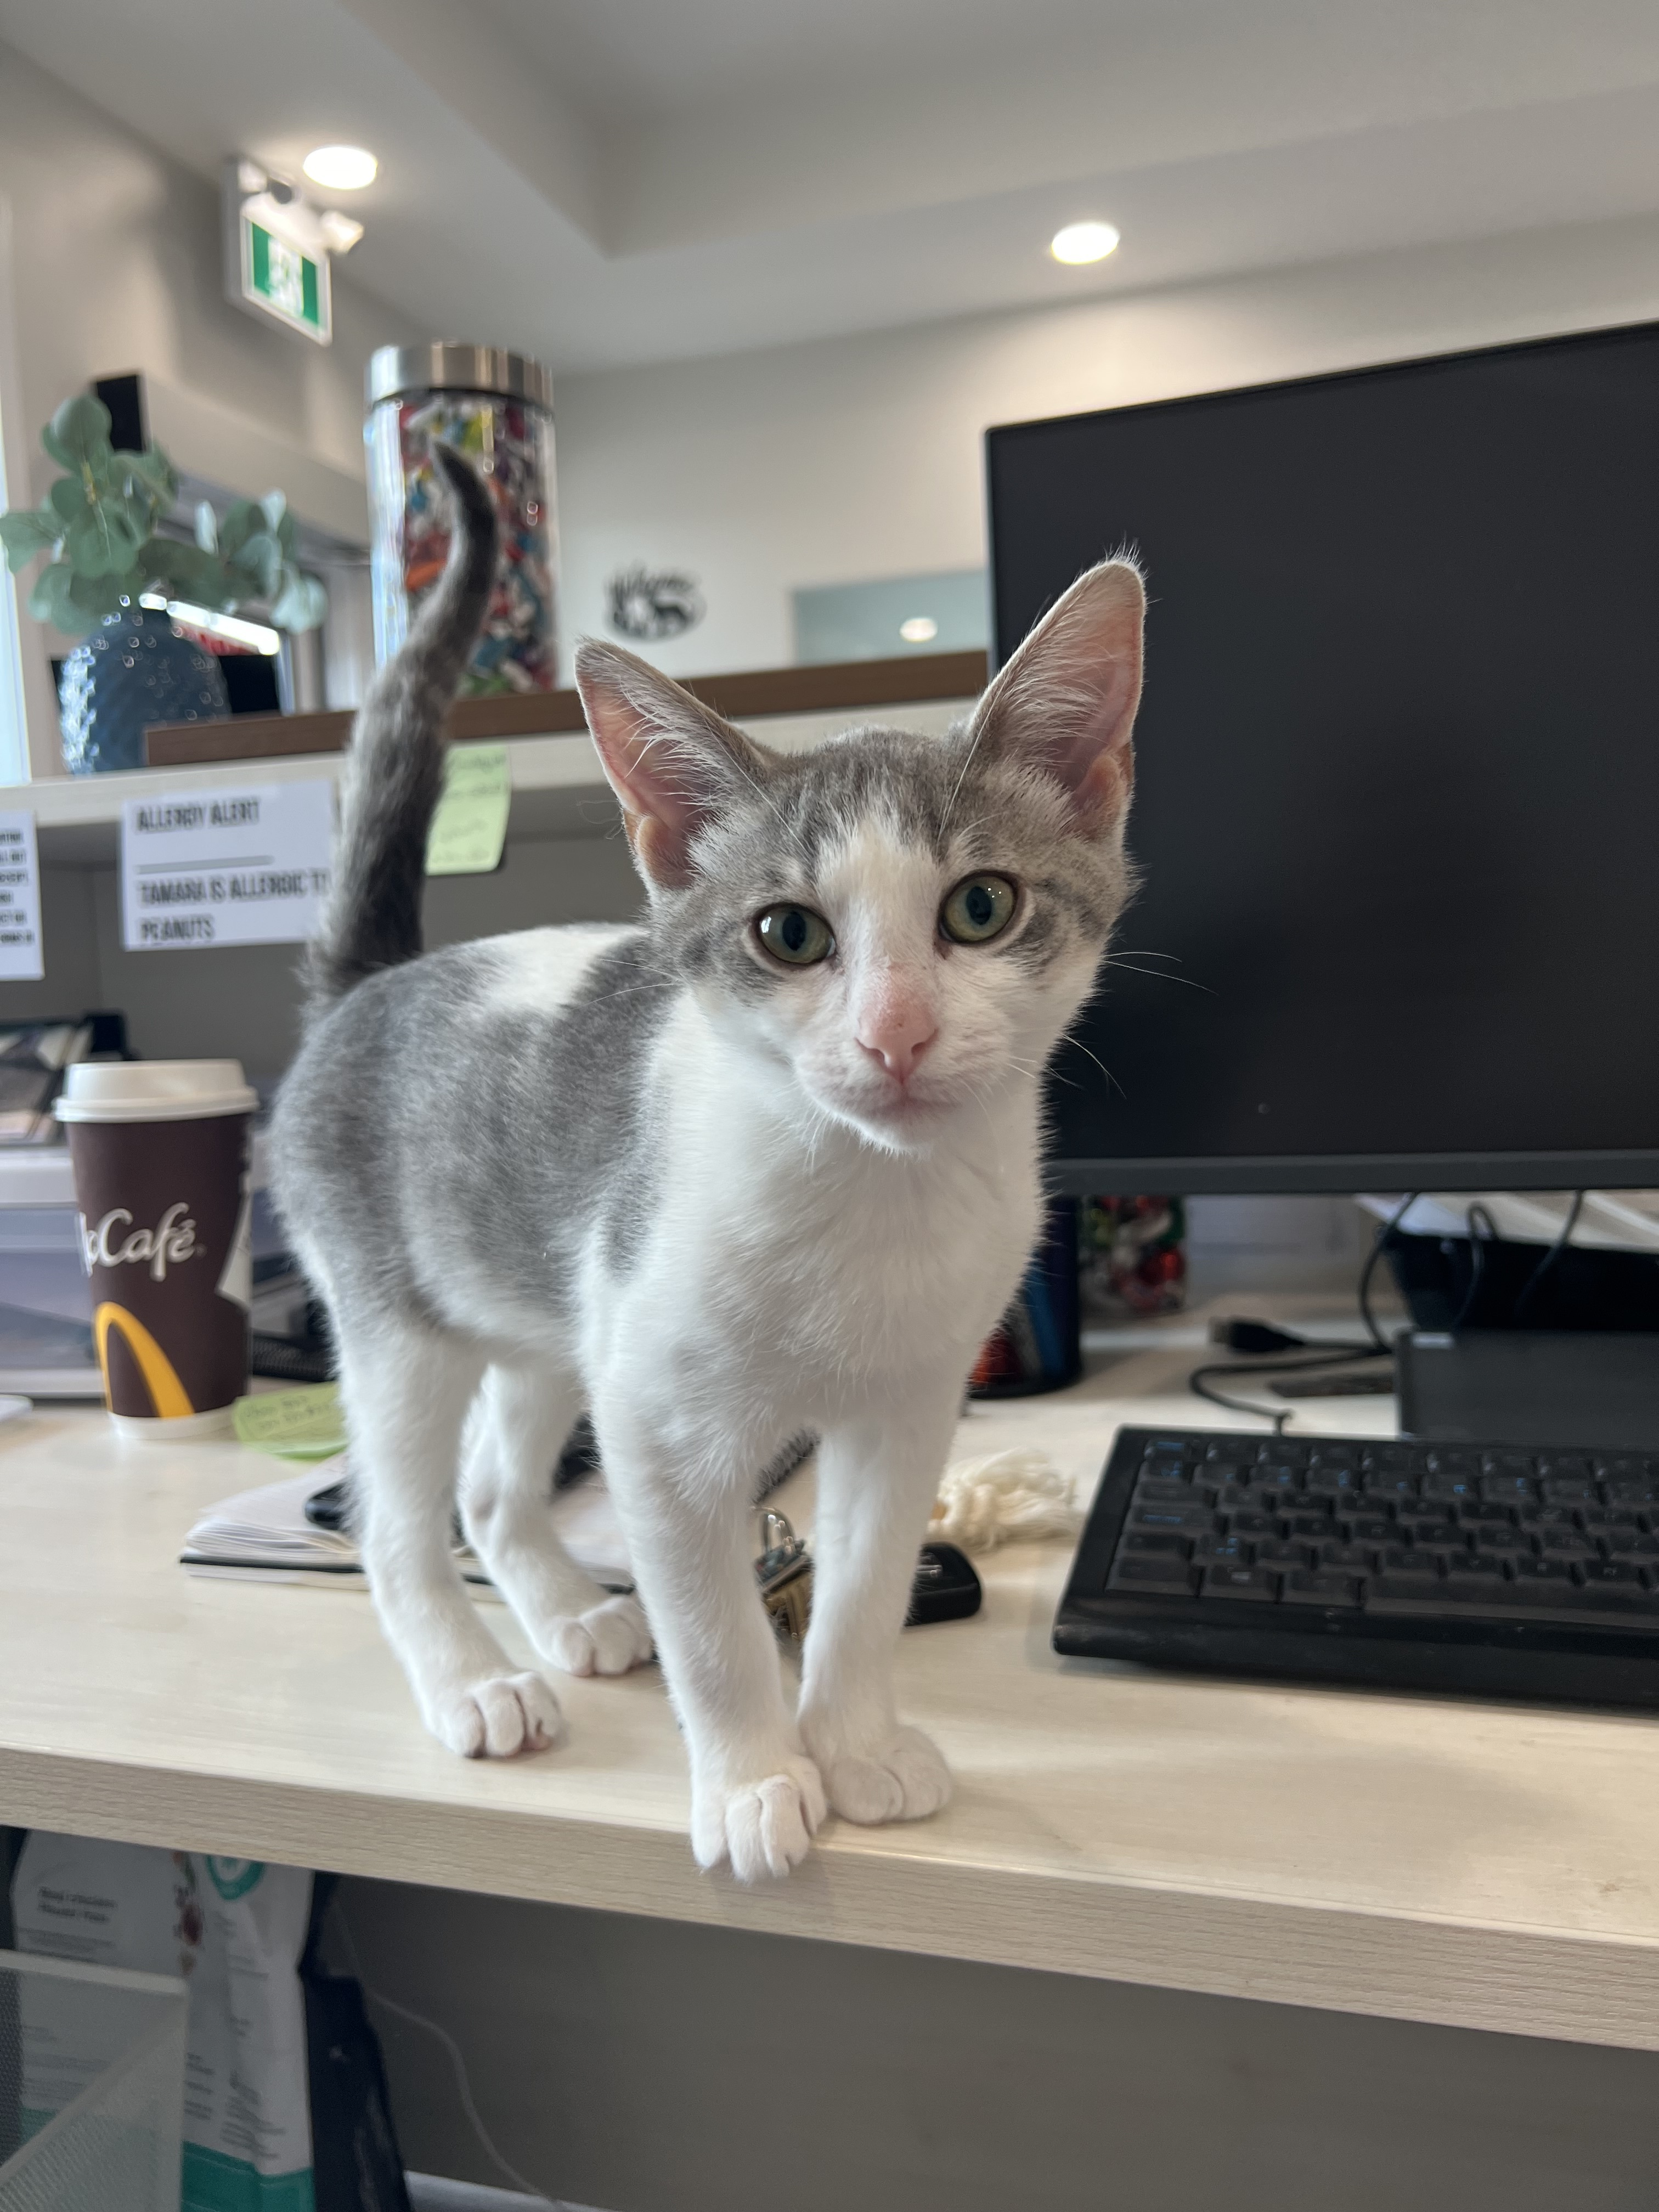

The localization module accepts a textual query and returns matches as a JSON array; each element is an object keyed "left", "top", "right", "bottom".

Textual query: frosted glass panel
[{"left": 793, "top": 569, "right": 986, "bottom": 664}]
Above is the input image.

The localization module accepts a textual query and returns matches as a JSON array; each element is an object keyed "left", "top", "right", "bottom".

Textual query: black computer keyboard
[{"left": 1053, "top": 1427, "right": 1659, "bottom": 1707}]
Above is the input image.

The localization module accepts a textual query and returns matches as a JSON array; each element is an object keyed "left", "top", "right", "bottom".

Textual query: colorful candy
[{"left": 367, "top": 379, "right": 558, "bottom": 695}]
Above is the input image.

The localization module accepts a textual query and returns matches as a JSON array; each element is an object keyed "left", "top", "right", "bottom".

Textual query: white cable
[
  {"left": 329, "top": 1899, "right": 555, "bottom": 2207},
  {"left": 361, "top": 1987, "right": 553, "bottom": 2207}
]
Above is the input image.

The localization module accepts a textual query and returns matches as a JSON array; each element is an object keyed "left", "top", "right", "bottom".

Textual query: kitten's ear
[
  {"left": 574, "top": 641, "right": 774, "bottom": 889},
  {"left": 962, "top": 559, "right": 1144, "bottom": 835}
]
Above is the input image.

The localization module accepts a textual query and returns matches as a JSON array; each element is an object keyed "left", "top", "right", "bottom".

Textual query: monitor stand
[{"left": 1398, "top": 1330, "right": 1659, "bottom": 1451}]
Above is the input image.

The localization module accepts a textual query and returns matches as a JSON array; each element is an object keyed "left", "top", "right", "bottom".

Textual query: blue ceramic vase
[{"left": 58, "top": 603, "right": 229, "bottom": 775}]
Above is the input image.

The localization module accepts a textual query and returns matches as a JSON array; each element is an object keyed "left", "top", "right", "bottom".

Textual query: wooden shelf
[
  {"left": 8, "top": 668, "right": 984, "bottom": 868},
  {"left": 143, "top": 650, "right": 990, "bottom": 768}
]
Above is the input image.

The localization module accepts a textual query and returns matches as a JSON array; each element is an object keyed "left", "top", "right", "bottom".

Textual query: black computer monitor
[{"left": 986, "top": 321, "right": 1659, "bottom": 1195}]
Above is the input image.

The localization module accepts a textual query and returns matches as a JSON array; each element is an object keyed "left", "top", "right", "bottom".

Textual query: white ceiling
[{"left": 3, "top": 0, "right": 1659, "bottom": 374}]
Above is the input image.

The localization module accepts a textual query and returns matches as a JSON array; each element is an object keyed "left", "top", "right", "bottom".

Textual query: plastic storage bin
[
  {"left": 366, "top": 342, "right": 558, "bottom": 696},
  {"left": 0, "top": 1950, "right": 187, "bottom": 2212}
]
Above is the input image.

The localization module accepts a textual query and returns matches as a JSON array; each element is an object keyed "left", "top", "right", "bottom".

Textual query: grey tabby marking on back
[{"left": 271, "top": 442, "right": 1148, "bottom": 1878}]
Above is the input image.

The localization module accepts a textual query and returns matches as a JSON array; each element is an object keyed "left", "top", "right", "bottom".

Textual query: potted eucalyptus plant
[{"left": 0, "top": 392, "right": 326, "bottom": 774}]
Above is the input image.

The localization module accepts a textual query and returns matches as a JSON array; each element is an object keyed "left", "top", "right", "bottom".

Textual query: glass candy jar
[{"left": 366, "top": 344, "right": 558, "bottom": 695}]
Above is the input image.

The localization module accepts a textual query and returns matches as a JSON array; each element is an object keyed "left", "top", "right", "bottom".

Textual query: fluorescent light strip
[{"left": 139, "top": 594, "right": 281, "bottom": 655}]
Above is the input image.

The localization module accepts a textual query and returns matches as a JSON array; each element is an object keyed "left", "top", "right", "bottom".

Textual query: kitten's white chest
[{"left": 606, "top": 1077, "right": 1042, "bottom": 1425}]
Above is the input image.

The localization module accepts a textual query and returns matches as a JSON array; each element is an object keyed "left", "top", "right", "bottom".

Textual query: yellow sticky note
[
  {"left": 425, "top": 743, "right": 510, "bottom": 876},
  {"left": 233, "top": 1384, "right": 346, "bottom": 1459}
]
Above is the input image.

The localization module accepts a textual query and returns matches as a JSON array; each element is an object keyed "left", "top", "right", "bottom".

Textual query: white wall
[
  {"left": 553, "top": 209, "right": 1659, "bottom": 679},
  {"left": 0, "top": 38, "right": 420, "bottom": 773}
]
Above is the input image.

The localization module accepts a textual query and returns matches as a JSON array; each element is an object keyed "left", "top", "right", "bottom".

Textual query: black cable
[
  {"left": 1190, "top": 1192, "right": 1418, "bottom": 1431},
  {"left": 1512, "top": 1190, "right": 1585, "bottom": 1326},
  {"left": 1358, "top": 1190, "right": 1421, "bottom": 1354},
  {"left": 1189, "top": 1345, "right": 1389, "bottom": 1433},
  {"left": 1451, "top": 1201, "right": 1499, "bottom": 1332}
]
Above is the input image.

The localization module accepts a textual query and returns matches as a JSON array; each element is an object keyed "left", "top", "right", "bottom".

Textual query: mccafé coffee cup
[{"left": 57, "top": 1060, "right": 258, "bottom": 1438}]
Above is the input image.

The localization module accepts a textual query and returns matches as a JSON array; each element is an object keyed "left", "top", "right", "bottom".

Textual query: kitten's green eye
[
  {"left": 755, "top": 904, "right": 835, "bottom": 966},
  {"left": 940, "top": 873, "right": 1017, "bottom": 945}
]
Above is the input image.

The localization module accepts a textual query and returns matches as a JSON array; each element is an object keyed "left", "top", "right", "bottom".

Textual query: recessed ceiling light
[
  {"left": 303, "top": 145, "right": 378, "bottom": 191},
  {"left": 1049, "top": 221, "right": 1120, "bottom": 266},
  {"left": 899, "top": 616, "right": 939, "bottom": 644}
]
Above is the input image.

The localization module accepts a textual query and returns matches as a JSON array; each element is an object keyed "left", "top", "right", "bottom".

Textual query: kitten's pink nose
[{"left": 857, "top": 996, "right": 938, "bottom": 1083}]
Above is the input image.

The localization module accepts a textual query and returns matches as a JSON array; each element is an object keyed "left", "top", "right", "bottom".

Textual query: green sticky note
[
  {"left": 233, "top": 1384, "right": 346, "bottom": 1459},
  {"left": 425, "top": 743, "right": 510, "bottom": 876}
]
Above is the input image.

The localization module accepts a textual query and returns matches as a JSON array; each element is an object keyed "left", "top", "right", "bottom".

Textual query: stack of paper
[{"left": 180, "top": 1459, "right": 633, "bottom": 1592}]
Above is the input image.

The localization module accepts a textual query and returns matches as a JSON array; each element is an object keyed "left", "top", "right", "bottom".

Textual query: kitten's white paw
[
  {"left": 539, "top": 1593, "right": 654, "bottom": 1678},
  {"left": 426, "top": 1671, "right": 567, "bottom": 1758},
  {"left": 810, "top": 1724, "right": 952, "bottom": 1826},
  {"left": 691, "top": 1755, "right": 827, "bottom": 1881}
]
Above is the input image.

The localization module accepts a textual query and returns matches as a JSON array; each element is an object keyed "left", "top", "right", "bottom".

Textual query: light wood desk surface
[{"left": 4, "top": 1327, "right": 1659, "bottom": 2053}]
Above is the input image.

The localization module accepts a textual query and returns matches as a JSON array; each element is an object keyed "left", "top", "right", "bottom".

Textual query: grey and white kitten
[{"left": 272, "top": 447, "right": 1145, "bottom": 1881}]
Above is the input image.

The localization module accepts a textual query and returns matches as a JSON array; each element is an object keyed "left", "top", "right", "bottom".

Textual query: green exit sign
[
  {"left": 246, "top": 219, "right": 326, "bottom": 337},
  {"left": 223, "top": 162, "right": 335, "bottom": 346}
]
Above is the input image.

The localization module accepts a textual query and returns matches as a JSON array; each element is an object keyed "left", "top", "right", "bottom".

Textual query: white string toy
[{"left": 929, "top": 1448, "right": 1082, "bottom": 1553}]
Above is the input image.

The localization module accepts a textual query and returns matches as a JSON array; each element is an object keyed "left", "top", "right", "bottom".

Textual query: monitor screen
[{"left": 986, "top": 321, "right": 1659, "bottom": 1193}]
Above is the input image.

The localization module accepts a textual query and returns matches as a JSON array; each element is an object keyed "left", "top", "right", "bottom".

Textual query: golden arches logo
[{"left": 94, "top": 1303, "right": 195, "bottom": 1419}]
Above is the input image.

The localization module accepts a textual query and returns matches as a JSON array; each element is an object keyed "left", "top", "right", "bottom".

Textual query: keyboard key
[
  {"left": 1425, "top": 1448, "right": 1480, "bottom": 1474},
  {"left": 1423, "top": 1471, "right": 1480, "bottom": 1503},
  {"left": 1458, "top": 1505, "right": 1515, "bottom": 1533},
  {"left": 1481, "top": 1451, "right": 1534, "bottom": 1476},
  {"left": 1285, "top": 1511, "right": 1335, "bottom": 1538},
  {"left": 1605, "top": 1477, "right": 1659, "bottom": 1508},
  {"left": 1254, "top": 1539, "right": 1312, "bottom": 1566},
  {"left": 1361, "top": 1473, "right": 1418, "bottom": 1502},
  {"left": 1282, "top": 1571, "right": 1362, "bottom": 1609},
  {"left": 1305, "top": 1468, "right": 1364, "bottom": 1498},
  {"left": 1519, "top": 1503, "right": 1581, "bottom": 1528},
  {"left": 1194, "top": 1534, "right": 1251, "bottom": 1565},
  {"left": 1541, "top": 1475, "right": 1596, "bottom": 1504},
  {"left": 1577, "top": 1561, "right": 1646, "bottom": 1592},
  {"left": 1508, "top": 1557, "right": 1573, "bottom": 1587},
  {"left": 1109, "top": 1556, "right": 1196, "bottom": 1594},
  {"left": 1319, "top": 1541, "right": 1372, "bottom": 1569},
  {"left": 1413, "top": 1533, "right": 1474, "bottom": 1559},
  {"left": 1203, "top": 1565, "right": 1279, "bottom": 1601},
  {"left": 1534, "top": 1453, "right": 1592, "bottom": 1480},
  {"left": 1130, "top": 1505, "right": 1213, "bottom": 1533},
  {"left": 1538, "top": 1530, "right": 1596, "bottom": 1560},
  {"left": 1379, "top": 1548, "right": 1437, "bottom": 1579},
  {"left": 1607, "top": 1538, "right": 1659, "bottom": 1562},
  {"left": 1585, "top": 1517, "right": 1643, "bottom": 1548},
  {"left": 1226, "top": 1511, "right": 1278, "bottom": 1538},
  {"left": 1342, "top": 1516, "right": 1395, "bottom": 1545},
  {"left": 1257, "top": 1443, "right": 1310, "bottom": 1469},
  {"left": 1252, "top": 1466, "right": 1302, "bottom": 1496},
  {"left": 1363, "top": 1446, "right": 1418, "bottom": 1473},
  {"left": 1122, "top": 1532, "right": 1190, "bottom": 1558},
  {"left": 1136, "top": 1477, "right": 1199, "bottom": 1503},
  {"left": 1202, "top": 1458, "right": 1250, "bottom": 1482},
  {"left": 1441, "top": 1567, "right": 1505, "bottom": 1600}
]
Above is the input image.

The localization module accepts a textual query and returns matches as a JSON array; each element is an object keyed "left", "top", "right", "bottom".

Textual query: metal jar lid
[{"left": 366, "top": 343, "right": 554, "bottom": 412}]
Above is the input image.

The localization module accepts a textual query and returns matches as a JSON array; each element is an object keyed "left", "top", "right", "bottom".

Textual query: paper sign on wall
[
  {"left": 0, "top": 811, "right": 44, "bottom": 981},
  {"left": 426, "top": 743, "right": 510, "bottom": 876},
  {"left": 121, "top": 782, "right": 334, "bottom": 951}
]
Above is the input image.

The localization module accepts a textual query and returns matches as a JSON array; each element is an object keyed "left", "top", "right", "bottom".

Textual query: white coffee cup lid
[{"left": 55, "top": 1059, "right": 258, "bottom": 1124}]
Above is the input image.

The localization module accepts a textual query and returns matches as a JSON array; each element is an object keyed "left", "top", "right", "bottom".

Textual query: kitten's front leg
[
  {"left": 594, "top": 1403, "right": 826, "bottom": 1881},
  {"left": 797, "top": 1381, "right": 962, "bottom": 1826}
]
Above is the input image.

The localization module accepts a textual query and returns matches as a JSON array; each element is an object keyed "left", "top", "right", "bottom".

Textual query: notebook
[{"left": 180, "top": 1459, "right": 633, "bottom": 1591}]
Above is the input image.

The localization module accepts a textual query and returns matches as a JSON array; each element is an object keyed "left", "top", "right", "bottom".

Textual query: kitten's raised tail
[{"left": 304, "top": 444, "right": 497, "bottom": 1015}]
